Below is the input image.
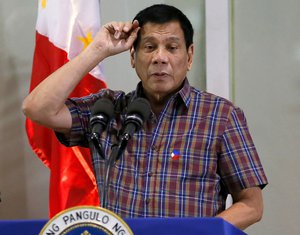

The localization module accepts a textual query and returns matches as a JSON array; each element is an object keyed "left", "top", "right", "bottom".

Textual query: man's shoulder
[{"left": 191, "top": 87, "right": 235, "bottom": 107}]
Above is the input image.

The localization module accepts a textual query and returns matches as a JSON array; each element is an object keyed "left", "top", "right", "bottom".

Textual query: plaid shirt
[{"left": 57, "top": 79, "right": 268, "bottom": 218}]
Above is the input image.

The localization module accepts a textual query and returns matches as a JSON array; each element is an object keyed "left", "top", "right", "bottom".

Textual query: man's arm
[
  {"left": 22, "top": 20, "right": 140, "bottom": 133},
  {"left": 216, "top": 186, "right": 264, "bottom": 230}
]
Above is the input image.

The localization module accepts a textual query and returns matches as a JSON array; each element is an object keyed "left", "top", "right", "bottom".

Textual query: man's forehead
[{"left": 140, "top": 21, "right": 184, "bottom": 39}]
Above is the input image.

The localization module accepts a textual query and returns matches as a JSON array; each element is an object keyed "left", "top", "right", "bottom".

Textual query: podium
[{"left": 0, "top": 217, "right": 246, "bottom": 235}]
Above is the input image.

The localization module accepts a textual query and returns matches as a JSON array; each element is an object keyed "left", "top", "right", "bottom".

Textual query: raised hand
[{"left": 90, "top": 20, "right": 140, "bottom": 58}]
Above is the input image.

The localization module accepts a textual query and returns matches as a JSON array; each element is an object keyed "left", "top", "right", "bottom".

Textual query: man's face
[{"left": 131, "top": 21, "right": 194, "bottom": 101}]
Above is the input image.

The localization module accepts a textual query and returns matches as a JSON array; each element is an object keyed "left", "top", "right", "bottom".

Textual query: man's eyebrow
[{"left": 141, "top": 36, "right": 181, "bottom": 42}]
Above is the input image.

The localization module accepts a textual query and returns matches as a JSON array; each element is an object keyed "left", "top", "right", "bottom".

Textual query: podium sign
[
  {"left": 39, "top": 206, "right": 133, "bottom": 235},
  {"left": 0, "top": 217, "right": 246, "bottom": 235}
]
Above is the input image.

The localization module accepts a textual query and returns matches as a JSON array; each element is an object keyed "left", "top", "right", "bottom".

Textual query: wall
[
  {"left": 233, "top": 0, "right": 300, "bottom": 234},
  {"left": 0, "top": 0, "right": 49, "bottom": 219}
]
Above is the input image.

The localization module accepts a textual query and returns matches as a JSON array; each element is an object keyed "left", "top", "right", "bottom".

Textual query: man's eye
[
  {"left": 170, "top": 46, "right": 178, "bottom": 50},
  {"left": 145, "top": 45, "right": 154, "bottom": 50}
]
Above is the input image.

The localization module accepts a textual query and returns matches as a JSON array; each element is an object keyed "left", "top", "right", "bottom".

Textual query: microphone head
[
  {"left": 90, "top": 98, "right": 114, "bottom": 159},
  {"left": 123, "top": 98, "right": 151, "bottom": 139},
  {"left": 90, "top": 98, "right": 115, "bottom": 130},
  {"left": 126, "top": 97, "right": 151, "bottom": 122},
  {"left": 91, "top": 98, "right": 115, "bottom": 118}
]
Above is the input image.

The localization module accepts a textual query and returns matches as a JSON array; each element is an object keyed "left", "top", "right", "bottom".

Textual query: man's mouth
[{"left": 151, "top": 72, "right": 168, "bottom": 77}]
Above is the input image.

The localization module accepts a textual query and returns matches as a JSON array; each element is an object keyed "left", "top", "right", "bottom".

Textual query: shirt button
[
  {"left": 145, "top": 198, "right": 151, "bottom": 204},
  {"left": 151, "top": 145, "right": 157, "bottom": 151},
  {"left": 148, "top": 172, "right": 153, "bottom": 177}
]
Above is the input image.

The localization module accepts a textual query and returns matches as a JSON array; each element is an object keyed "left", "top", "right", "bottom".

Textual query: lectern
[{"left": 0, "top": 217, "right": 246, "bottom": 234}]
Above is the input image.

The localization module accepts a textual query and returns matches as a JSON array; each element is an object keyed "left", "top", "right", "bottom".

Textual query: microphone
[
  {"left": 122, "top": 97, "right": 151, "bottom": 141},
  {"left": 111, "top": 98, "right": 151, "bottom": 161},
  {"left": 90, "top": 98, "right": 114, "bottom": 159}
]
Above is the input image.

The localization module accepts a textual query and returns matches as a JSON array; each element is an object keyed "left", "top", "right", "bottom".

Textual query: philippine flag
[
  {"left": 26, "top": 0, "right": 106, "bottom": 217},
  {"left": 171, "top": 150, "right": 181, "bottom": 160}
]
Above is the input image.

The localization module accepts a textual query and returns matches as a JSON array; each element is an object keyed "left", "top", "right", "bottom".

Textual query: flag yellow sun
[
  {"left": 41, "top": 0, "right": 47, "bottom": 9},
  {"left": 77, "top": 32, "right": 93, "bottom": 50}
]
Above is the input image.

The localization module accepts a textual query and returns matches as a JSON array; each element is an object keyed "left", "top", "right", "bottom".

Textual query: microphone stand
[
  {"left": 89, "top": 133, "right": 113, "bottom": 209},
  {"left": 88, "top": 139, "right": 104, "bottom": 205},
  {"left": 101, "top": 133, "right": 130, "bottom": 208},
  {"left": 89, "top": 129, "right": 130, "bottom": 209}
]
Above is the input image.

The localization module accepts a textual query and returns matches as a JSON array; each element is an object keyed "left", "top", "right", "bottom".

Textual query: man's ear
[
  {"left": 187, "top": 44, "right": 194, "bottom": 71},
  {"left": 130, "top": 47, "right": 135, "bottom": 68}
]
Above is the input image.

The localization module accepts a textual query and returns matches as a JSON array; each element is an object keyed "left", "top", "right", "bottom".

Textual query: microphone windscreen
[
  {"left": 127, "top": 98, "right": 151, "bottom": 122},
  {"left": 91, "top": 98, "right": 114, "bottom": 119}
]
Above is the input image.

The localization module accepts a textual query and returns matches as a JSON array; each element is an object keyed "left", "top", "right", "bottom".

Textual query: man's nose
[{"left": 152, "top": 48, "right": 169, "bottom": 64}]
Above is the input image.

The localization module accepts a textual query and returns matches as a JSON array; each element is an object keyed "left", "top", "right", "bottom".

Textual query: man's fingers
[
  {"left": 104, "top": 21, "right": 139, "bottom": 40},
  {"left": 126, "top": 26, "right": 140, "bottom": 44},
  {"left": 132, "top": 20, "right": 139, "bottom": 29}
]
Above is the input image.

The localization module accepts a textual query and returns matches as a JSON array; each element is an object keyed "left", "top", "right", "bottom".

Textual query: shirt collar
[
  {"left": 133, "top": 78, "right": 192, "bottom": 109},
  {"left": 177, "top": 78, "right": 191, "bottom": 108}
]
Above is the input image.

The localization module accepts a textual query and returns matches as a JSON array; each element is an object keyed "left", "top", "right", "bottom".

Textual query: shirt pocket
[{"left": 158, "top": 135, "right": 219, "bottom": 196}]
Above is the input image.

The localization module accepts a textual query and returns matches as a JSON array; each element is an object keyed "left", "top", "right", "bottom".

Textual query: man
[{"left": 23, "top": 4, "right": 267, "bottom": 230}]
